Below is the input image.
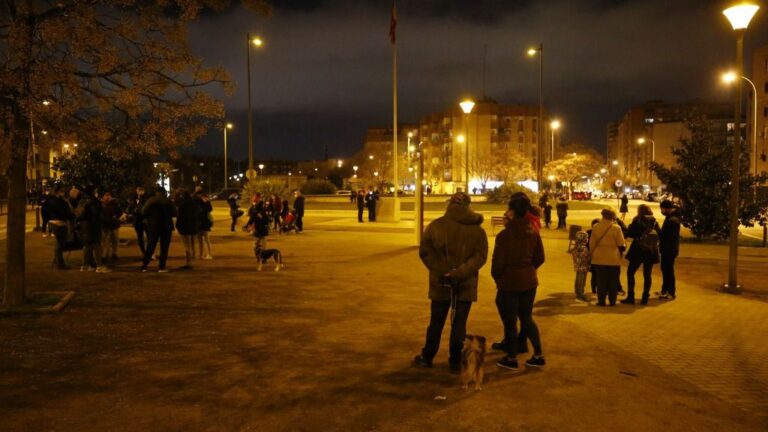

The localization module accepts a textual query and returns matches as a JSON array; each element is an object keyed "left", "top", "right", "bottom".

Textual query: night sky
[{"left": 188, "top": 0, "right": 768, "bottom": 161}]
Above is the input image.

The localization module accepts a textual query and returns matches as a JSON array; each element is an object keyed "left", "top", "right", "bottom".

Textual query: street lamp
[
  {"left": 459, "top": 99, "right": 475, "bottom": 194},
  {"left": 258, "top": 163, "right": 265, "bottom": 177},
  {"left": 722, "top": 71, "right": 758, "bottom": 176},
  {"left": 527, "top": 43, "right": 544, "bottom": 188},
  {"left": 637, "top": 136, "right": 657, "bottom": 188},
  {"left": 224, "top": 123, "right": 233, "bottom": 188},
  {"left": 550, "top": 119, "right": 561, "bottom": 162},
  {"left": 353, "top": 165, "right": 358, "bottom": 179},
  {"left": 723, "top": 2, "right": 759, "bottom": 293},
  {"left": 246, "top": 34, "right": 265, "bottom": 178}
]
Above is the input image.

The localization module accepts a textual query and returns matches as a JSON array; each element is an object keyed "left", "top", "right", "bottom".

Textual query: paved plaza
[{"left": 1, "top": 205, "right": 767, "bottom": 431}]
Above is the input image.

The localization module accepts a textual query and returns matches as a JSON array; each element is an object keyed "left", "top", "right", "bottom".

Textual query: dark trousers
[
  {"left": 421, "top": 299, "right": 471, "bottom": 364},
  {"left": 368, "top": 206, "right": 376, "bottom": 222},
  {"left": 134, "top": 224, "right": 147, "bottom": 254},
  {"left": 143, "top": 230, "right": 171, "bottom": 270},
  {"left": 42, "top": 215, "right": 51, "bottom": 234},
  {"left": 51, "top": 223, "right": 68, "bottom": 267},
  {"left": 594, "top": 265, "right": 620, "bottom": 305},
  {"left": 296, "top": 215, "right": 303, "bottom": 231},
  {"left": 230, "top": 215, "right": 239, "bottom": 232},
  {"left": 357, "top": 207, "right": 364, "bottom": 222},
  {"left": 496, "top": 289, "right": 542, "bottom": 356},
  {"left": 273, "top": 214, "right": 281, "bottom": 230},
  {"left": 557, "top": 216, "right": 566, "bottom": 229},
  {"left": 590, "top": 266, "right": 597, "bottom": 293},
  {"left": 660, "top": 254, "right": 677, "bottom": 297},
  {"left": 627, "top": 259, "right": 654, "bottom": 300}
]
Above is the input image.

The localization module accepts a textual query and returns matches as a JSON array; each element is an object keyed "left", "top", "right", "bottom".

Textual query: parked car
[
  {"left": 571, "top": 191, "right": 592, "bottom": 201},
  {"left": 212, "top": 188, "right": 241, "bottom": 200}
]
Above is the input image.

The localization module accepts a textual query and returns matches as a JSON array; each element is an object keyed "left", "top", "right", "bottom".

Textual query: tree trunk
[{"left": 3, "top": 115, "right": 29, "bottom": 306}]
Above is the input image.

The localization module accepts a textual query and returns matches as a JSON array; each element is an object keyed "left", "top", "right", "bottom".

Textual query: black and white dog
[{"left": 255, "top": 247, "right": 283, "bottom": 271}]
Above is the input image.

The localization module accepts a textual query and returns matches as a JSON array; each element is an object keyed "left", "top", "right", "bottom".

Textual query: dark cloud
[{"left": 189, "top": 0, "right": 768, "bottom": 161}]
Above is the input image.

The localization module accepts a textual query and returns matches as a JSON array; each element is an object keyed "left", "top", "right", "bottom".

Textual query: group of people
[
  {"left": 413, "top": 192, "right": 546, "bottom": 374},
  {"left": 354, "top": 189, "right": 380, "bottom": 222},
  {"left": 228, "top": 191, "right": 305, "bottom": 234},
  {"left": 571, "top": 200, "right": 681, "bottom": 306},
  {"left": 536, "top": 194, "right": 569, "bottom": 230}
]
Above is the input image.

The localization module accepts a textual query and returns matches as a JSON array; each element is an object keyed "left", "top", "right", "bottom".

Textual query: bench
[{"left": 491, "top": 216, "right": 505, "bottom": 235}]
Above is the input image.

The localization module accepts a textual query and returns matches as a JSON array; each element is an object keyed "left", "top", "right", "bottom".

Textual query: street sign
[
  {"left": 614, "top": 179, "right": 623, "bottom": 188},
  {"left": 246, "top": 169, "right": 258, "bottom": 180}
]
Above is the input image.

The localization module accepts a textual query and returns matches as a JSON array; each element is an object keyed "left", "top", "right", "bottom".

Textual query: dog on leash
[
  {"left": 461, "top": 335, "right": 486, "bottom": 390},
  {"left": 255, "top": 246, "right": 283, "bottom": 271}
]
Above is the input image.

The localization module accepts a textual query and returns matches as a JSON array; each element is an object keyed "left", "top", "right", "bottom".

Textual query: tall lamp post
[
  {"left": 223, "top": 123, "right": 233, "bottom": 189},
  {"left": 637, "top": 137, "right": 656, "bottom": 188},
  {"left": 549, "top": 119, "right": 561, "bottom": 162},
  {"left": 528, "top": 44, "right": 544, "bottom": 190},
  {"left": 722, "top": 71, "right": 759, "bottom": 177},
  {"left": 723, "top": 3, "right": 759, "bottom": 293},
  {"left": 246, "top": 34, "right": 264, "bottom": 179},
  {"left": 460, "top": 99, "right": 475, "bottom": 194}
]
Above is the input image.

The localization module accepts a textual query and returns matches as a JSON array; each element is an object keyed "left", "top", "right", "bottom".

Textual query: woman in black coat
[
  {"left": 175, "top": 189, "right": 201, "bottom": 269},
  {"left": 621, "top": 204, "right": 660, "bottom": 305},
  {"left": 194, "top": 189, "right": 214, "bottom": 259}
]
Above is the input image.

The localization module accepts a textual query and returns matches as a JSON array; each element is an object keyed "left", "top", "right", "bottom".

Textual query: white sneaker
[
  {"left": 95, "top": 266, "right": 112, "bottom": 273},
  {"left": 80, "top": 266, "right": 96, "bottom": 272},
  {"left": 158, "top": 268, "right": 169, "bottom": 273},
  {"left": 203, "top": 255, "right": 213, "bottom": 260}
]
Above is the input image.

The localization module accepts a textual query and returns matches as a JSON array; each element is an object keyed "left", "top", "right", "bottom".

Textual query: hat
[
  {"left": 660, "top": 199, "right": 674, "bottom": 209},
  {"left": 448, "top": 192, "right": 471, "bottom": 206}
]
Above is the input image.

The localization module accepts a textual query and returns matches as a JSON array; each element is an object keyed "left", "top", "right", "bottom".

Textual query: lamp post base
[{"left": 720, "top": 283, "right": 742, "bottom": 294}]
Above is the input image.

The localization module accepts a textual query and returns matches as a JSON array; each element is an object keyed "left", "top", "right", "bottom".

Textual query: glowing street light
[
  {"left": 722, "top": 70, "right": 758, "bottom": 176},
  {"left": 246, "top": 33, "right": 265, "bottom": 174},
  {"left": 458, "top": 99, "right": 475, "bottom": 194},
  {"left": 612, "top": 160, "right": 619, "bottom": 166},
  {"left": 258, "top": 163, "right": 265, "bottom": 177},
  {"left": 223, "top": 122, "right": 233, "bottom": 188},
  {"left": 549, "top": 119, "right": 561, "bottom": 161},
  {"left": 455, "top": 134, "right": 466, "bottom": 144},
  {"left": 527, "top": 43, "right": 544, "bottom": 186}
]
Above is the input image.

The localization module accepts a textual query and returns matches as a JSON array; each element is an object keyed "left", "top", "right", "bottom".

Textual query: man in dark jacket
[
  {"left": 413, "top": 192, "right": 488, "bottom": 373},
  {"left": 141, "top": 188, "right": 177, "bottom": 272},
  {"left": 76, "top": 186, "right": 110, "bottom": 273},
  {"left": 127, "top": 187, "right": 148, "bottom": 255},
  {"left": 100, "top": 192, "right": 123, "bottom": 262},
  {"left": 47, "top": 185, "right": 73, "bottom": 269},
  {"left": 659, "top": 200, "right": 681, "bottom": 300},
  {"left": 556, "top": 197, "right": 569, "bottom": 229},
  {"left": 365, "top": 190, "right": 378, "bottom": 222},
  {"left": 356, "top": 190, "right": 365, "bottom": 223},
  {"left": 293, "top": 190, "right": 305, "bottom": 231}
]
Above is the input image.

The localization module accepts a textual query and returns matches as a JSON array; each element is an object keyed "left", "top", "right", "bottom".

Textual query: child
[
  {"left": 571, "top": 231, "right": 591, "bottom": 302},
  {"left": 543, "top": 203, "right": 553, "bottom": 229}
]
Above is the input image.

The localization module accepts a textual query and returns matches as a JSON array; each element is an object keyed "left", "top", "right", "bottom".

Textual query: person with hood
[
  {"left": 413, "top": 192, "right": 488, "bottom": 373},
  {"left": 194, "top": 187, "right": 214, "bottom": 259},
  {"left": 492, "top": 194, "right": 546, "bottom": 370},
  {"left": 658, "top": 200, "right": 681, "bottom": 300},
  {"left": 621, "top": 204, "right": 660, "bottom": 305},
  {"left": 100, "top": 191, "right": 123, "bottom": 262},
  {"left": 175, "top": 188, "right": 202, "bottom": 269},
  {"left": 127, "top": 186, "right": 149, "bottom": 255},
  {"left": 571, "top": 231, "right": 591, "bottom": 302},
  {"left": 75, "top": 186, "right": 110, "bottom": 273},
  {"left": 47, "top": 185, "right": 74, "bottom": 269},
  {"left": 590, "top": 208, "right": 626, "bottom": 306},
  {"left": 556, "top": 196, "right": 569, "bottom": 229},
  {"left": 356, "top": 189, "right": 365, "bottom": 223},
  {"left": 141, "top": 188, "right": 176, "bottom": 272}
]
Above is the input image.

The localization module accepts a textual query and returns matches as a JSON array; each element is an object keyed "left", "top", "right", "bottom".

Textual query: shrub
[
  {"left": 240, "top": 179, "right": 290, "bottom": 208},
  {"left": 485, "top": 182, "right": 537, "bottom": 204},
  {"left": 300, "top": 179, "right": 337, "bottom": 195}
]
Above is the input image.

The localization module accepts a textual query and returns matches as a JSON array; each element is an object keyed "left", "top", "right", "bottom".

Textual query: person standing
[
  {"left": 127, "top": 187, "right": 148, "bottom": 255},
  {"left": 272, "top": 195, "right": 283, "bottom": 231},
  {"left": 47, "top": 185, "right": 73, "bottom": 270},
  {"left": 100, "top": 192, "right": 122, "bottom": 262},
  {"left": 492, "top": 194, "right": 546, "bottom": 370},
  {"left": 590, "top": 208, "right": 626, "bottom": 306},
  {"left": 141, "top": 188, "right": 176, "bottom": 273},
  {"left": 621, "top": 204, "right": 660, "bottom": 305},
  {"left": 543, "top": 202, "right": 552, "bottom": 229},
  {"left": 556, "top": 196, "right": 569, "bottom": 229},
  {"left": 175, "top": 188, "right": 201, "bottom": 270},
  {"left": 40, "top": 188, "right": 52, "bottom": 237},
  {"left": 293, "top": 190, "right": 305, "bottom": 232},
  {"left": 280, "top": 198, "right": 289, "bottom": 223},
  {"left": 194, "top": 188, "right": 214, "bottom": 260},
  {"left": 619, "top": 194, "right": 629, "bottom": 221},
  {"left": 365, "top": 190, "right": 377, "bottom": 222},
  {"left": 356, "top": 189, "right": 365, "bottom": 223},
  {"left": 76, "top": 186, "right": 110, "bottom": 273},
  {"left": 227, "top": 191, "right": 242, "bottom": 232},
  {"left": 246, "top": 194, "right": 270, "bottom": 254},
  {"left": 658, "top": 200, "right": 681, "bottom": 300},
  {"left": 571, "top": 231, "right": 591, "bottom": 302},
  {"left": 413, "top": 192, "right": 488, "bottom": 373}
]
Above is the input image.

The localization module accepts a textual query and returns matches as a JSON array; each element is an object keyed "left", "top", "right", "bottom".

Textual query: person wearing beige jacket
[{"left": 589, "top": 208, "right": 626, "bottom": 306}]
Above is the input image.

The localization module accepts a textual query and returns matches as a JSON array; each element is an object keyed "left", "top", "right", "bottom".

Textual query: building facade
[{"left": 751, "top": 44, "right": 768, "bottom": 177}]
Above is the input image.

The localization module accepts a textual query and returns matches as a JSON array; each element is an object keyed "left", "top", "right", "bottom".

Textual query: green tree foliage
[
  {"left": 485, "top": 183, "right": 537, "bottom": 204},
  {"left": 240, "top": 179, "right": 290, "bottom": 208},
  {"left": 650, "top": 117, "right": 768, "bottom": 240},
  {"left": 57, "top": 147, "right": 156, "bottom": 197},
  {"left": 544, "top": 152, "right": 604, "bottom": 195},
  {"left": 301, "top": 179, "right": 337, "bottom": 195}
]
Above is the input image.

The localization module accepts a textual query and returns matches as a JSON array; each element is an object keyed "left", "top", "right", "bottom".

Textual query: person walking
[
  {"left": 100, "top": 192, "right": 122, "bottom": 262},
  {"left": 175, "top": 188, "right": 201, "bottom": 270},
  {"left": 619, "top": 194, "right": 629, "bottom": 221},
  {"left": 356, "top": 189, "right": 365, "bottom": 223},
  {"left": 227, "top": 191, "right": 242, "bottom": 232},
  {"left": 75, "top": 186, "right": 110, "bottom": 273},
  {"left": 293, "top": 190, "right": 305, "bottom": 232},
  {"left": 621, "top": 204, "right": 660, "bottom": 305},
  {"left": 194, "top": 188, "right": 214, "bottom": 260},
  {"left": 413, "top": 192, "right": 488, "bottom": 373},
  {"left": 47, "top": 185, "right": 73, "bottom": 270},
  {"left": 492, "top": 194, "right": 546, "bottom": 370},
  {"left": 127, "top": 187, "right": 148, "bottom": 255},
  {"left": 556, "top": 196, "right": 569, "bottom": 229},
  {"left": 571, "top": 231, "right": 591, "bottom": 302},
  {"left": 658, "top": 200, "right": 681, "bottom": 300},
  {"left": 590, "top": 208, "right": 626, "bottom": 306},
  {"left": 141, "top": 188, "right": 176, "bottom": 273}
]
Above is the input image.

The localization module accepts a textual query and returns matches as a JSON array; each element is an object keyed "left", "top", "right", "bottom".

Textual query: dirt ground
[{"left": 0, "top": 213, "right": 766, "bottom": 431}]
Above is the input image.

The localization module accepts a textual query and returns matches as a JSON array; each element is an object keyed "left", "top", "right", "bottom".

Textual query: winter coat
[
  {"left": 195, "top": 195, "right": 214, "bottom": 232},
  {"left": 75, "top": 196, "right": 103, "bottom": 245},
  {"left": 419, "top": 203, "right": 488, "bottom": 302},
  {"left": 625, "top": 215, "right": 660, "bottom": 264},
  {"left": 660, "top": 210, "right": 681, "bottom": 257},
  {"left": 365, "top": 193, "right": 377, "bottom": 210},
  {"left": 589, "top": 219, "right": 626, "bottom": 267},
  {"left": 247, "top": 204, "right": 269, "bottom": 237},
  {"left": 620, "top": 196, "right": 629, "bottom": 213},
  {"left": 176, "top": 196, "right": 202, "bottom": 236},
  {"left": 356, "top": 194, "right": 365, "bottom": 209},
  {"left": 101, "top": 199, "right": 123, "bottom": 230},
  {"left": 571, "top": 231, "right": 591, "bottom": 273},
  {"left": 142, "top": 195, "right": 177, "bottom": 235},
  {"left": 47, "top": 195, "right": 72, "bottom": 222},
  {"left": 127, "top": 194, "right": 147, "bottom": 227},
  {"left": 556, "top": 201, "right": 568, "bottom": 218},
  {"left": 491, "top": 218, "right": 545, "bottom": 292},
  {"left": 294, "top": 196, "right": 305, "bottom": 217},
  {"left": 543, "top": 204, "right": 552, "bottom": 222}
]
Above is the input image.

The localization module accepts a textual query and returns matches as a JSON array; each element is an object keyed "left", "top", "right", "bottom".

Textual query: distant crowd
[{"left": 38, "top": 185, "right": 306, "bottom": 273}]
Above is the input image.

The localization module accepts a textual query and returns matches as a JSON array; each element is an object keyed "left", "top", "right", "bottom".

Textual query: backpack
[{"left": 637, "top": 223, "right": 659, "bottom": 254}]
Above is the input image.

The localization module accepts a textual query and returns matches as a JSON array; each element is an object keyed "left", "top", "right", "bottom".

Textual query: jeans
[
  {"left": 627, "top": 259, "right": 654, "bottom": 300},
  {"left": 134, "top": 224, "right": 147, "bottom": 254},
  {"left": 496, "top": 289, "right": 542, "bottom": 357},
  {"left": 102, "top": 228, "right": 119, "bottom": 258},
  {"left": 574, "top": 272, "right": 587, "bottom": 298},
  {"left": 82, "top": 243, "right": 103, "bottom": 268},
  {"left": 660, "top": 254, "right": 677, "bottom": 297},
  {"left": 181, "top": 234, "right": 195, "bottom": 266},
  {"left": 594, "top": 265, "right": 620, "bottom": 305},
  {"left": 143, "top": 231, "right": 171, "bottom": 270},
  {"left": 421, "top": 299, "right": 472, "bottom": 364},
  {"left": 50, "top": 223, "right": 68, "bottom": 268}
]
